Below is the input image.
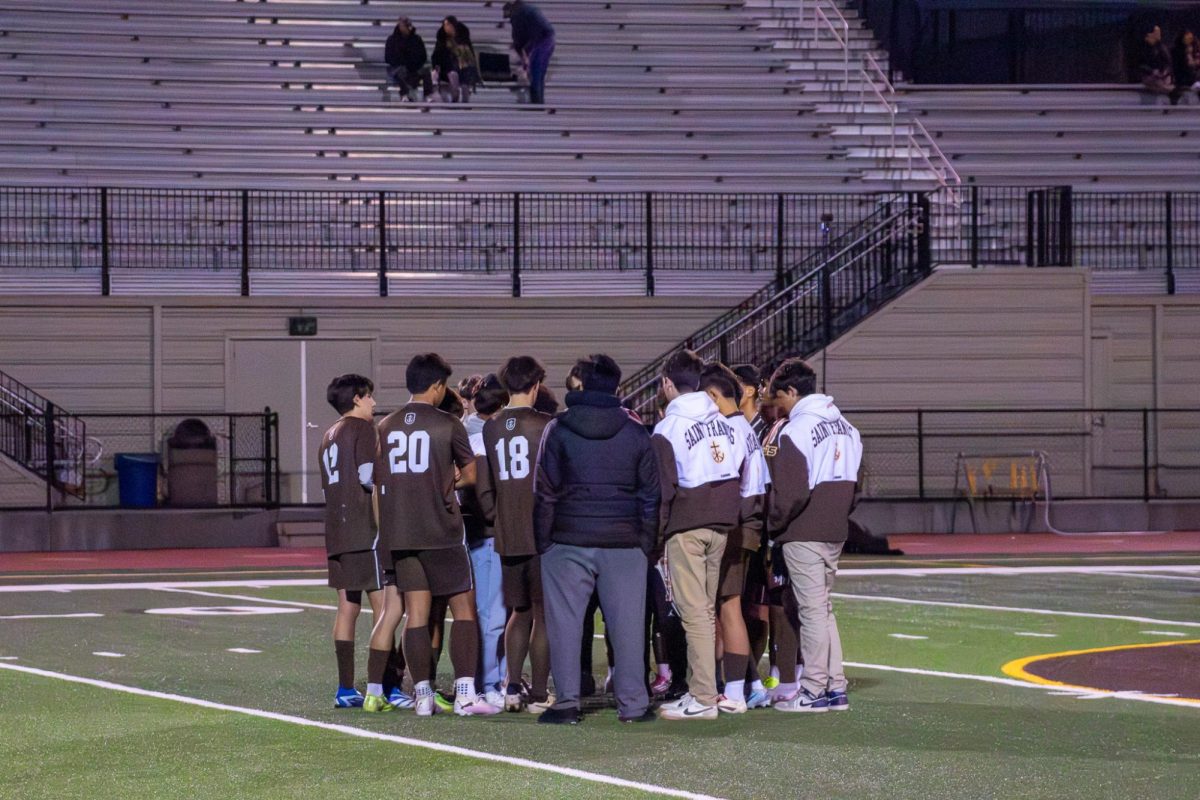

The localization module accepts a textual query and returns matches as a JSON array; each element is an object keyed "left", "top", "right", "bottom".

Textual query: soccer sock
[
  {"left": 334, "top": 639, "right": 355, "bottom": 690},
  {"left": 722, "top": 653, "right": 749, "bottom": 700},
  {"left": 774, "top": 681, "right": 797, "bottom": 699},
  {"left": 448, "top": 619, "right": 480, "bottom": 693},
  {"left": 657, "top": 663, "right": 671, "bottom": 680},
  {"left": 414, "top": 680, "right": 433, "bottom": 697},
  {"left": 505, "top": 609, "right": 532, "bottom": 689},
  {"left": 454, "top": 676, "right": 476, "bottom": 700},
  {"left": 383, "top": 645, "right": 406, "bottom": 695},
  {"left": 529, "top": 616, "right": 550, "bottom": 701},
  {"left": 751, "top": 679, "right": 765, "bottom": 694},
  {"left": 366, "top": 646, "right": 391, "bottom": 688},
  {"left": 403, "top": 627, "right": 433, "bottom": 685}
]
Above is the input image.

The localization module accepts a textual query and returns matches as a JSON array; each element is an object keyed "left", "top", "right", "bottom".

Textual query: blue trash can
[{"left": 114, "top": 453, "right": 160, "bottom": 508}]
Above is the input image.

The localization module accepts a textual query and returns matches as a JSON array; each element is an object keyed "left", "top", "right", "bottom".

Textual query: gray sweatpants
[
  {"left": 542, "top": 543, "right": 650, "bottom": 718},
  {"left": 782, "top": 540, "right": 847, "bottom": 697}
]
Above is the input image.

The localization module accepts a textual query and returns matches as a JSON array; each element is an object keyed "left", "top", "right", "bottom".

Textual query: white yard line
[
  {"left": 888, "top": 634, "right": 928, "bottom": 640},
  {"left": 1014, "top": 632, "right": 1058, "bottom": 638},
  {"left": 0, "top": 613, "right": 104, "bottom": 620},
  {"left": 0, "top": 663, "right": 726, "bottom": 800},
  {"left": 92, "top": 652, "right": 125, "bottom": 658},
  {"left": 227, "top": 648, "right": 262, "bottom": 654},
  {"left": 1104, "top": 572, "right": 1200, "bottom": 583},
  {"left": 156, "top": 586, "right": 345, "bottom": 612},
  {"left": 832, "top": 592, "right": 1200, "bottom": 629},
  {"left": 843, "top": 662, "right": 1200, "bottom": 710},
  {"left": 1141, "top": 630, "right": 1188, "bottom": 637}
]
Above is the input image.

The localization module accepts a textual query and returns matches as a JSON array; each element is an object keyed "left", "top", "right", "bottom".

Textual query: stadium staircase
[
  {"left": 620, "top": 192, "right": 929, "bottom": 415},
  {"left": 0, "top": 369, "right": 87, "bottom": 503}
]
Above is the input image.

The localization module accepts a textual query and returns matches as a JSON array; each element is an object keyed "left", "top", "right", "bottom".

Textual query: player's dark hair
[
  {"left": 458, "top": 374, "right": 484, "bottom": 401},
  {"left": 499, "top": 355, "right": 547, "bottom": 394},
  {"left": 731, "top": 364, "right": 762, "bottom": 390},
  {"left": 439, "top": 387, "right": 465, "bottom": 417},
  {"left": 662, "top": 349, "right": 704, "bottom": 393},
  {"left": 565, "top": 360, "right": 586, "bottom": 391},
  {"left": 533, "top": 384, "right": 560, "bottom": 415},
  {"left": 474, "top": 373, "right": 509, "bottom": 416},
  {"left": 700, "top": 363, "right": 740, "bottom": 402},
  {"left": 768, "top": 358, "right": 818, "bottom": 399},
  {"left": 326, "top": 374, "right": 374, "bottom": 415},
  {"left": 580, "top": 353, "right": 622, "bottom": 394},
  {"left": 406, "top": 352, "right": 453, "bottom": 394}
]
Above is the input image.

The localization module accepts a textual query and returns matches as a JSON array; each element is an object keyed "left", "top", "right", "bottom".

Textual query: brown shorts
[
  {"left": 391, "top": 546, "right": 473, "bottom": 597},
  {"left": 718, "top": 546, "right": 750, "bottom": 599},
  {"left": 327, "top": 549, "right": 384, "bottom": 592},
  {"left": 500, "top": 554, "right": 543, "bottom": 609}
]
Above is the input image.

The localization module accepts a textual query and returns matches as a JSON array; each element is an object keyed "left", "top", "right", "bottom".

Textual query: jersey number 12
[{"left": 322, "top": 443, "right": 340, "bottom": 484}]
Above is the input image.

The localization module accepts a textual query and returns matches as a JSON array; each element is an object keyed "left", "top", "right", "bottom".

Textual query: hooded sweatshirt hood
[
  {"left": 789, "top": 393, "right": 844, "bottom": 423},
  {"left": 560, "top": 390, "right": 629, "bottom": 440}
]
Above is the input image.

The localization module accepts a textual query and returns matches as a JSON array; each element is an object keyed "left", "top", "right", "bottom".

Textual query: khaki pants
[
  {"left": 782, "top": 540, "right": 846, "bottom": 697},
  {"left": 665, "top": 527, "right": 727, "bottom": 706}
]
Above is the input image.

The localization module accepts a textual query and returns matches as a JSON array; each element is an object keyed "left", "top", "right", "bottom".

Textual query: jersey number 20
[
  {"left": 387, "top": 431, "right": 430, "bottom": 474},
  {"left": 493, "top": 436, "right": 530, "bottom": 481}
]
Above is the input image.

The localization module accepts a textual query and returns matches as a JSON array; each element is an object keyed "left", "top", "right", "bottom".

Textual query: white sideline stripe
[
  {"left": 227, "top": 648, "right": 262, "bottom": 654},
  {"left": 888, "top": 634, "right": 928, "bottom": 640},
  {"left": 1105, "top": 571, "right": 1200, "bottom": 583},
  {"left": 832, "top": 592, "right": 1200, "bottom": 628},
  {"left": 157, "top": 586, "right": 345, "bottom": 612},
  {"left": 2, "top": 564, "right": 1200, "bottom": 594},
  {"left": 1014, "top": 632, "right": 1058, "bottom": 638},
  {"left": 92, "top": 652, "right": 124, "bottom": 658},
  {"left": 1141, "top": 630, "right": 1188, "bottom": 637},
  {"left": 0, "top": 663, "right": 727, "bottom": 800},
  {"left": 0, "top": 656, "right": 17, "bottom": 661},
  {"left": 0, "top": 612, "right": 104, "bottom": 620},
  {"left": 843, "top": 662, "right": 1200, "bottom": 710}
]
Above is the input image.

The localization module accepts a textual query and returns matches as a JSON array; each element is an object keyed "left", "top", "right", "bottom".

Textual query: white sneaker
[
  {"left": 455, "top": 694, "right": 501, "bottom": 716},
  {"left": 526, "top": 693, "right": 555, "bottom": 714},
  {"left": 658, "top": 692, "right": 694, "bottom": 713},
  {"left": 484, "top": 689, "right": 505, "bottom": 709},
  {"left": 716, "top": 694, "right": 748, "bottom": 714},
  {"left": 659, "top": 695, "right": 718, "bottom": 720},
  {"left": 415, "top": 693, "right": 438, "bottom": 717}
]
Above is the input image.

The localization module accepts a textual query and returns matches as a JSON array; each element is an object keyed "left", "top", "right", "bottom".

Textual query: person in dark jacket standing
[
  {"left": 503, "top": 1, "right": 555, "bottom": 104},
  {"left": 385, "top": 17, "right": 433, "bottom": 102},
  {"left": 533, "top": 354, "right": 660, "bottom": 724}
]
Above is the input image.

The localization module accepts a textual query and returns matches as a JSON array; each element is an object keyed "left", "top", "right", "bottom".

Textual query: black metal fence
[
  {"left": 850, "top": 407, "right": 1200, "bottom": 500},
  {"left": 0, "top": 411, "right": 280, "bottom": 511},
  {"left": 0, "top": 187, "right": 897, "bottom": 297},
  {"left": 0, "top": 369, "right": 87, "bottom": 507}
]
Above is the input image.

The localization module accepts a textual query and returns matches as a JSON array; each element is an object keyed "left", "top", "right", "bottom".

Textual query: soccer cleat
[
  {"left": 334, "top": 687, "right": 365, "bottom": 708},
  {"left": 484, "top": 689, "right": 506, "bottom": 710},
  {"left": 504, "top": 692, "right": 526, "bottom": 712},
  {"left": 537, "top": 707, "right": 581, "bottom": 725},
  {"left": 415, "top": 693, "right": 438, "bottom": 717},
  {"left": 433, "top": 691, "right": 454, "bottom": 713},
  {"left": 826, "top": 689, "right": 850, "bottom": 711},
  {"left": 362, "top": 693, "right": 395, "bottom": 713},
  {"left": 763, "top": 675, "right": 780, "bottom": 691},
  {"left": 746, "top": 688, "right": 772, "bottom": 709},
  {"left": 387, "top": 688, "right": 415, "bottom": 709},
  {"left": 774, "top": 688, "right": 829, "bottom": 713},
  {"left": 455, "top": 694, "right": 502, "bottom": 716},
  {"left": 716, "top": 694, "right": 748, "bottom": 714},
  {"left": 650, "top": 674, "right": 671, "bottom": 697},
  {"left": 526, "top": 693, "right": 555, "bottom": 714},
  {"left": 659, "top": 695, "right": 718, "bottom": 721}
]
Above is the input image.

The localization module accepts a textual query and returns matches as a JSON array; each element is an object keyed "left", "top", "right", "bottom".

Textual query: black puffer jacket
[
  {"left": 385, "top": 28, "right": 428, "bottom": 73},
  {"left": 534, "top": 390, "right": 660, "bottom": 555}
]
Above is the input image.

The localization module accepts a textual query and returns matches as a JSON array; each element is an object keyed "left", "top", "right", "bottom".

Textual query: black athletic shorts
[
  {"left": 500, "top": 554, "right": 543, "bottom": 609},
  {"left": 718, "top": 546, "right": 750, "bottom": 599},
  {"left": 327, "top": 549, "right": 384, "bottom": 592},
  {"left": 390, "top": 546, "right": 473, "bottom": 597}
]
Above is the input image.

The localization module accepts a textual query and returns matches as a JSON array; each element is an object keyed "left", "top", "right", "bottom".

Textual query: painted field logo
[{"left": 404, "top": 412, "right": 416, "bottom": 425}]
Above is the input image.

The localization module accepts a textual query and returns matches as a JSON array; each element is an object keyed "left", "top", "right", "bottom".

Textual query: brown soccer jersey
[
  {"left": 319, "top": 416, "right": 379, "bottom": 556},
  {"left": 477, "top": 407, "right": 552, "bottom": 557},
  {"left": 376, "top": 402, "right": 475, "bottom": 551}
]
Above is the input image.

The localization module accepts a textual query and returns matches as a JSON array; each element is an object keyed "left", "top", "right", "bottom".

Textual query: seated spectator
[
  {"left": 385, "top": 17, "right": 433, "bottom": 102},
  {"left": 1170, "top": 30, "right": 1200, "bottom": 106},
  {"left": 503, "top": 1, "right": 555, "bottom": 105},
  {"left": 432, "top": 16, "right": 481, "bottom": 103},
  {"left": 1136, "top": 25, "right": 1173, "bottom": 103}
]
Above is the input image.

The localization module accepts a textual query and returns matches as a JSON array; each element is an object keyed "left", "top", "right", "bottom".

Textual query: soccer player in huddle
[
  {"left": 319, "top": 374, "right": 388, "bottom": 708},
  {"left": 699, "top": 363, "right": 772, "bottom": 710},
  {"left": 652, "top": 350, "right": 752, "bottom": 720},
  {"left": 370, "top": 353, "right": 498, "bottom": 716},
  {"left": 477, "top": 355, "right": 555, "bottom": 712}
]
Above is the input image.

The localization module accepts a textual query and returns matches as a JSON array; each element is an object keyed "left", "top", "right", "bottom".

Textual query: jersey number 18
[{"left": 493, "top": 436, "right": 530, "bottom": 481}]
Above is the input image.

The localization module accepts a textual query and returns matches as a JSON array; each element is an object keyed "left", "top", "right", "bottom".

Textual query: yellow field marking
[{"left": 1002, "top": 639, "right": 1200, "bottom": 704}]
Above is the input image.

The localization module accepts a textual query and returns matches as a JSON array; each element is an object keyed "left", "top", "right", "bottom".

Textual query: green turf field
[{"left": 2, "top": 556, "right": 1198, "bottom": 800}]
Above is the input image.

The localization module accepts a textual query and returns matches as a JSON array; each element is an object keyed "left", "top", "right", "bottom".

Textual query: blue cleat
[
  {"left": 826, "top": 689, "right": 850, "bottom": 711},
  {"left": 746, "top": 688, "right": 772, "bottom": 709},
  {"left": 334, "top": 687, "right": 365, "bottom": 708},
  {"left": 388, "top": 687, "right": 415, "bottom": 709}
]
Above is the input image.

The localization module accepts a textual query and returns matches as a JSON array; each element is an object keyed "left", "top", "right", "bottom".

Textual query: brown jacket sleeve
[
  {"left": 739, "top": 492, "right": 765, "bottom": 543},
  {"left": 767, "top": 434, "right": 810, "bottom": 536},
  {"left": 651, "top": 433, "right": 678, "bottom": 540}
]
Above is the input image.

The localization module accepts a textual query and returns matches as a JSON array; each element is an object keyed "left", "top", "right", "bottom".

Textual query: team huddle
[{"left": 318, "top": 349, "right": 863, "bottom": 722}]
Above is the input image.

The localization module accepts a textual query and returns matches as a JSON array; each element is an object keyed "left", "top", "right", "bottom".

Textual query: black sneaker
[
  {"left": 618, "top": 709, "right": 656, "bottom": 724},
  {"left": 538, "top": 707, "right": 581, "bottom": 725}
]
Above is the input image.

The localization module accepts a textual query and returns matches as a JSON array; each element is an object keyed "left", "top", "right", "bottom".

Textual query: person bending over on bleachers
[
  {"left": 386, "top": 17, "right": 433, "bottom": 102},
  {"left": 1136, "top": 25, "right": 1174, "bottom": 103},
  {"left": 503, "top": 1, "right": 555, "bottom": 105},
  {"left": 433, "top": 17, "right": 481, "bottom": 104},
  {"left": 1170, "top": 30, "right": 1200, "bottom": 106}
]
